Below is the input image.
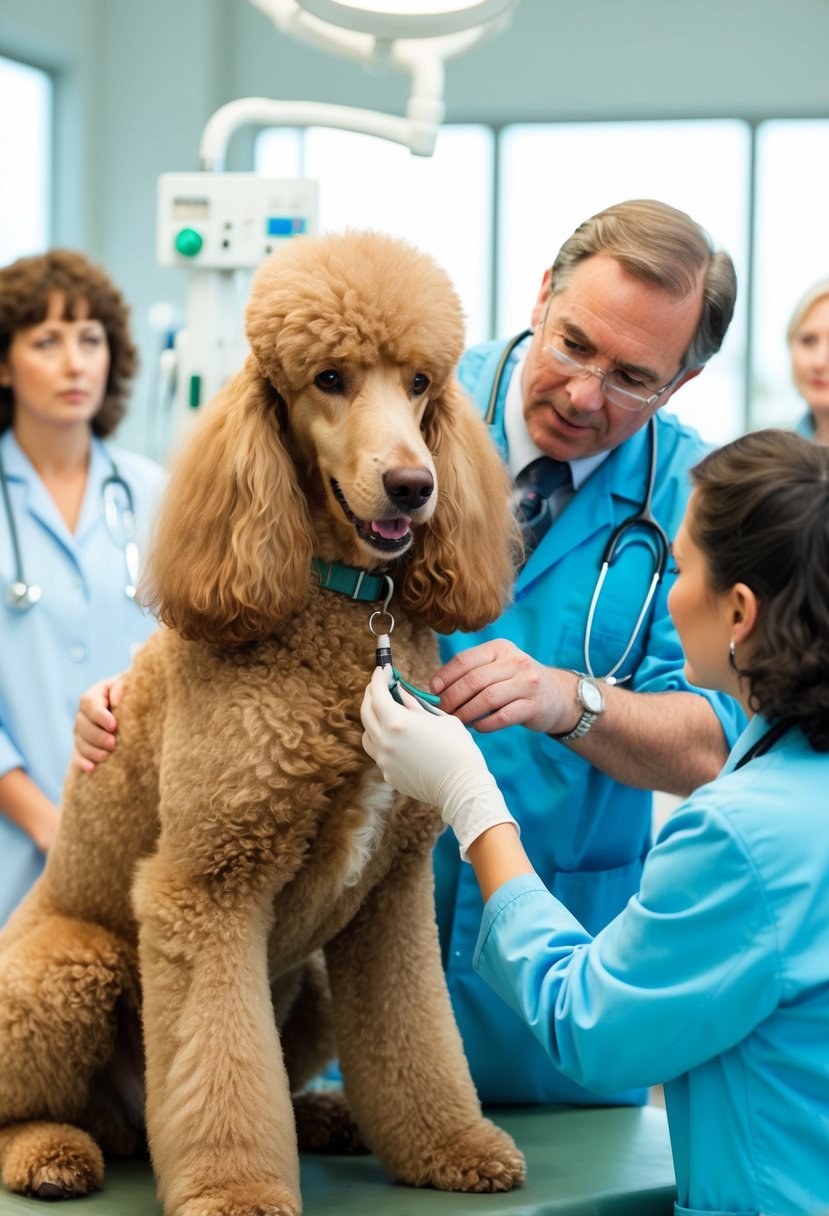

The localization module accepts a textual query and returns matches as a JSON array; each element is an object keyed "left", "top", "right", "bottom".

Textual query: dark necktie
[{"left": 514, "top": 456, "right": 571, "bottom": 560}]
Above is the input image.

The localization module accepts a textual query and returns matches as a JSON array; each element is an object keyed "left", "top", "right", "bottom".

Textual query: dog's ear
[
  {"left": 143, "top": 357, "right": 315, "bottom": 646},
  {"left": 400, "top": 379, "right": 520, "bottom": 633}
]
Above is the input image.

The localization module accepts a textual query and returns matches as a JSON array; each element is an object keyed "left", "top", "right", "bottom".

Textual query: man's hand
[
  {"left": 72, "top": 673, "right": 128, "bottom": 772},
  {"left": 430, "top": 640, "right": 580, "bottom": 736}
]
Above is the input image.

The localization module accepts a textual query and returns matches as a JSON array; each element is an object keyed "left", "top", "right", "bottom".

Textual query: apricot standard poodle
[{"left": 0, "top": 231, "right": 525, "bottom": 1215}]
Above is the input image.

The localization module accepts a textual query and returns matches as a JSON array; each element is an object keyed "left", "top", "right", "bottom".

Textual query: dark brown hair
[
  {"left": 689, "top": 429, "right": 829, "bottom": 750},
  {"left": 0, "top": 248, "right": 137, "bottom": 436}
]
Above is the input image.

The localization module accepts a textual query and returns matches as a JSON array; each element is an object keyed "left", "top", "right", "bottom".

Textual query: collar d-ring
[{"left": 368, "top": 575, "right": 395, "bottom": 637}]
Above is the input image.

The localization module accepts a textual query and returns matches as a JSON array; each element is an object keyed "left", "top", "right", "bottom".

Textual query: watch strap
[
  {"left": 550, "top": 676, "right": 604, "bottom": 743},
  {"left": 551, "top": 708, "right": 598, "bottom": 743}
]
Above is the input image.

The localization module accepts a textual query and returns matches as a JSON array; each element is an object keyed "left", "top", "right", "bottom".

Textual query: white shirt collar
[{"left": 503, "top": 339, "right": 609, "bottom": 490}]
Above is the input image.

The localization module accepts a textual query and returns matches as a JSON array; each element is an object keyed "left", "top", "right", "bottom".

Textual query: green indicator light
[{"left": 175, "top": 228, "right": 203, "bottom": 257}]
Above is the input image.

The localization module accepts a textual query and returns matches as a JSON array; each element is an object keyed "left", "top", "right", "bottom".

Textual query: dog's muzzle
[{"left": 331, "top": 478, "right": 431, "bottom": 554}]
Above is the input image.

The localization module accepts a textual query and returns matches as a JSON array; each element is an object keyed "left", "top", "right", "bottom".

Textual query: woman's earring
[{"left": 728, "top": 640, "right": 739, "bottom": 673}]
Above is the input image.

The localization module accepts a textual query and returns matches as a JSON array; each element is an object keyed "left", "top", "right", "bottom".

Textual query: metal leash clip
[{"left": 366, "top": 577, "right": 442, "bottom": 713}]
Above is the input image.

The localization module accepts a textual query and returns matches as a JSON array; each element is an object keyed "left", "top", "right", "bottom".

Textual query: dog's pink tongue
[{"left": 372, "top": 517, "right": 410, "bottom": 540}]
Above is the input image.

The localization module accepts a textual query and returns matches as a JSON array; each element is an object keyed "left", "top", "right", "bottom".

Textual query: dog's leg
[
  {"left": 134, "top": 852, "right": 301, "bottom": 1216},
  {"left": 275, "top": 958, "right": 367, "bottom": 1155},
  {"left": 326, "top": 845, "right": 527, "bottom": 1193},
  {"left": 277, "top": 954, "right": 337, "bottom": 1094},
  {"left": 0, "top": 910, "right": 135, "bottom": 1198}
]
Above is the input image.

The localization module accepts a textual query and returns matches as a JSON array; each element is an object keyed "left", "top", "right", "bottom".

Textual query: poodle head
[
  {"left": 146, "top": 231, "right": 518, "bottom": 645},
  {"left": 245, "top": 229, "right": 468, "bottom": 567}
]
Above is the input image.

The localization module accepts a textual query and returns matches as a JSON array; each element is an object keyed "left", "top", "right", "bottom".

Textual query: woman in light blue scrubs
[
  {"left": 0, "top": 250, "right": 167, "bottom": 925},
  {"left": 362, "top": 428, "right": 829, "bottom": 1216},
  {"left": 788, "top": 278, "right": 829, "bottom": 444}
]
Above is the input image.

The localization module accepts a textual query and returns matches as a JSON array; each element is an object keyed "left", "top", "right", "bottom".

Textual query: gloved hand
[{"left": 361, "top": 667, "right": 519, "bottom": 860}]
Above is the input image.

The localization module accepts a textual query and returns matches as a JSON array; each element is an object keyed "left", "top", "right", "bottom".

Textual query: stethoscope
[
  {"left": 0, "top": 443, "right": 140, "bottom": 612},
  {"left": 733, "top": 718, "right": 794, "bottom": 770},
  {"left": 487, "top": 330, "right": 670, "bottom": 686}
]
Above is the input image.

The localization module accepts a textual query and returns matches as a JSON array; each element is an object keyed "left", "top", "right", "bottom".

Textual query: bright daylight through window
[{"left": 0, "top": 54, "right": 51, "bottom": 265}]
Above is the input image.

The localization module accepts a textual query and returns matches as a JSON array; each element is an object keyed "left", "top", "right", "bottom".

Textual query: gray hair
[
  {"left": 786, "top": 277, "right": 829, "bottom": 344},
  {"left": 549, "top": 199, "right": 737, "bottom": 371}
]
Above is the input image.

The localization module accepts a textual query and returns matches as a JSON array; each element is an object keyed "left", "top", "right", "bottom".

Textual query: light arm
[{"left": 0, "top": 768, "right": 60, "bottom": 853}]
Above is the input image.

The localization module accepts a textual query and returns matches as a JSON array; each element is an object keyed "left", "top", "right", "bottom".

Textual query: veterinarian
[
  {"left": 0, "top": 249, "right": 167, "bottom": 925},
  {"left": 421, "top": 198, "right": 748, "bottom": 1107},
  {"left": 362, "top": 427, "right": 829, "bottom": 1216}
]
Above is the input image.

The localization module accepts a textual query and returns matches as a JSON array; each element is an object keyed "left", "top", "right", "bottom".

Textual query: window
[
  {"left": 0, "top": 54, "right": 51, "bottom": 264},
  {"left": 752, "top": 119, "right": 829, "bottom": 431},
  {"left": 256, "top": 124, "right": 494, "bottom": 343},
  {"left": 498, "top": 121, "right": 751, "bottom": 446}
]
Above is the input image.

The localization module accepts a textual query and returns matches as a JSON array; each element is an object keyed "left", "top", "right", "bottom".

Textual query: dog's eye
[
  {"left": 412, "top": 373, "right": 430, "bottom": 396},
  {"left": 314, "top": 369, "right": 343, "bottom": 393}
]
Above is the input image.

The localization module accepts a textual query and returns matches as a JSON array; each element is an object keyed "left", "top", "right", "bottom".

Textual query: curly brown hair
[
  {"left": 689, "top": 429, "right": 829, "bottom": 751},
  {"left": 0, "top": 248, "right": 138, "bottom": 437}
]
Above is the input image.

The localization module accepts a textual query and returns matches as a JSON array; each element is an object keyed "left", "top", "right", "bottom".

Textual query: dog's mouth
[{"left": 331, "top": 480, "right": 412, "bottom": 554}]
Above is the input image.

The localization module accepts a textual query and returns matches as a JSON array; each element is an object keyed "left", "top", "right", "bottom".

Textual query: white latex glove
[{"left": 361, "top": 667, "right": 519, "bottom": 860}]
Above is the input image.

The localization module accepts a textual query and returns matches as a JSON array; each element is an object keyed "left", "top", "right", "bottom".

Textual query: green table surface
[{"left": 0, "top": 1105, "right": 676, "bottom": 1215}]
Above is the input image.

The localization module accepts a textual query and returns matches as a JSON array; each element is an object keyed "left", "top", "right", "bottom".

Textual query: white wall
[{"left": 2, "top": 0, "right": 829, "bottom": 453}]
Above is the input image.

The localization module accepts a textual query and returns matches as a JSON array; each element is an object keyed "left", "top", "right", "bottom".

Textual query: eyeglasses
[{"left": 543, "top": 332, "right": 682, "bottom": 413}]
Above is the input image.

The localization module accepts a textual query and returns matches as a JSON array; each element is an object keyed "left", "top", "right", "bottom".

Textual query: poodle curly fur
[{"left": 0, "top": 230, "right": 525, "bottom": 1214}]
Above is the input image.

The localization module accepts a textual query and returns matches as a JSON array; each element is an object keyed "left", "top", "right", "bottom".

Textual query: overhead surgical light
[
  {"left": 294, "top": 0, "right": 519, "bottom": 40},
  {"left": 196, "top": 0, "right": 519, "bottom": 170}
]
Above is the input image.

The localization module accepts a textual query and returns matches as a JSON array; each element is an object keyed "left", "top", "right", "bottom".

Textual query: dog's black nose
[{"left": 383, "top": 467, "right": 434, "bottom": 513}]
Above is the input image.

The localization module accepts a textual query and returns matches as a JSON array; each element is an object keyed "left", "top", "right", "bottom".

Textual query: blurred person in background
[
  {"left": 788, "top": 277, "right": 829, "bottom": 444},
  {"left": 0, "top": 248, "right": 167, "bottom": 925}
]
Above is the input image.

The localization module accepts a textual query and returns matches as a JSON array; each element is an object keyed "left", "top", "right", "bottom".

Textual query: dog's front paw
[
  {"left": 0, "top": 1120, "right": 104, "bottom": 1199},
  {"left": 419, "top": 1117, "right": 526, "bottom": 1193}
]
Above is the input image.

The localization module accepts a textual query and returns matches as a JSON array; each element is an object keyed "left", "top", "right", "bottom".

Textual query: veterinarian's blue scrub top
[
  {"left": 0, "top": 431, "right": 167, "bottom": 925},
  {"left": 475, "top": 716, "right": 829, "bottom": 1216},
  {"left": 436, "top": 339, "right": 746, "bottom": 1106}
]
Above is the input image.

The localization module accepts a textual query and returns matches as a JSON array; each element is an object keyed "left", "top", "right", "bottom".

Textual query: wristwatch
[{"left": 551, "top": 676, "right": 605, "bottom": 743}]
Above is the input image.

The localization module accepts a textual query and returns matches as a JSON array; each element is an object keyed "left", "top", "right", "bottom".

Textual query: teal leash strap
[{"left": 390, "top": 668, "right": 442, "bottom": 711}]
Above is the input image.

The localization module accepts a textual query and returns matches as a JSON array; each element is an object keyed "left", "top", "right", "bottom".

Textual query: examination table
[{"left": 1, "top": 1105, "right": 676, "bottom": 1214}]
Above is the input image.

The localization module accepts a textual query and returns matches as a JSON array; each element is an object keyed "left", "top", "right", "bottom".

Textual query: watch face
[{"left": 580, "top": 679, "right": 603, "bottom": 712}]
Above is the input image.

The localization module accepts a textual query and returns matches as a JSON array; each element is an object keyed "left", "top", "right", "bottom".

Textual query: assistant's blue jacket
[
  {"left": 475, "top": 716, "right": 829, "bottom": 1216},
  {"left": 436, "top": 339, "right": 746, "bottom": 1105}
]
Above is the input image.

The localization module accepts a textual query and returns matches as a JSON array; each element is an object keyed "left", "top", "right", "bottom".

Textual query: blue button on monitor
[{"left": 266, "top": 217, "right": 307, "bottom": 236}]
